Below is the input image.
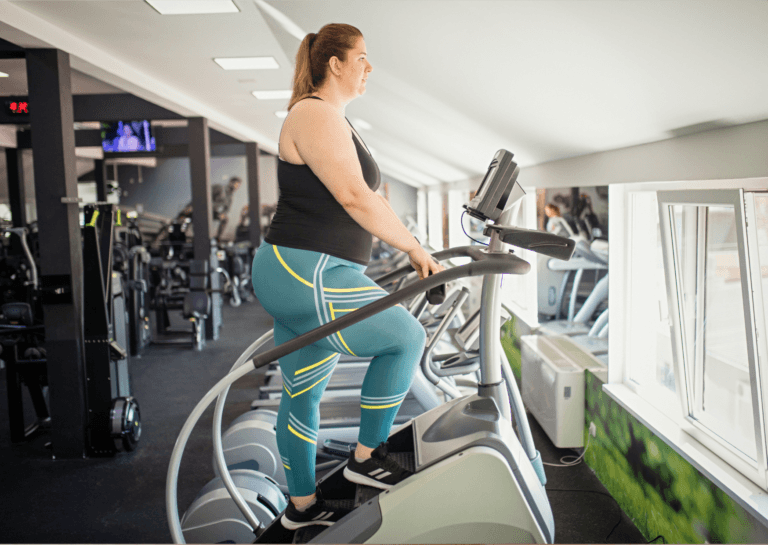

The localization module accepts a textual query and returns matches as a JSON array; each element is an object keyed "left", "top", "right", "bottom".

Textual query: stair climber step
[
  {"left": 354, "top": 451, "right": 415, "bottom": 506},
  {"left": 292, "top": 499, "right": 356, "bottom": 544}
]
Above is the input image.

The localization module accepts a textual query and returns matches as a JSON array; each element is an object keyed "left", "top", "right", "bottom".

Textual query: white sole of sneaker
[
  {"left": 280, "top": 514, "right": 335, "bottom": 530},
  {"left": 343, "top": 466, "right": 394, "bottom": 490}
]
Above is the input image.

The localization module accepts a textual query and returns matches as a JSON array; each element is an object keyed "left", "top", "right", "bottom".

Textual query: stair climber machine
[{"left": 166, "top": 150, "right": 576, "bottom": 544}]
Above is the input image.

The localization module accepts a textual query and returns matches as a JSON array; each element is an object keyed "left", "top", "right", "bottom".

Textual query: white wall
[{"left": 520, "top": 119, "right": 768, "bottom": 189}]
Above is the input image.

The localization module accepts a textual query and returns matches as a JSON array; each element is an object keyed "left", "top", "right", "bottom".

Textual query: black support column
[
  {"left": 5, "top": 146, "right": 27, "bottom": 254},
  {"left": 26, "top": 48, "right": 87, "bottom": 459},
  {"left": 187, "top": 117, "right": 220, "bottom": 341},
  {"left": 94, "top": 158, "right": 108, "bottom": 202},
  {"left": 245, "top": 142, "right": 261, "bottom": 247},
  {"left": 6, "top": 146, "right": 27, "bottom": 226},
  {"left": 188, "top": 117, "right": 213, "bottom": 260}
]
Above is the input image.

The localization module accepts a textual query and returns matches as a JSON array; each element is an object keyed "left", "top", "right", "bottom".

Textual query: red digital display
[{"left": 9, "top": 101, "right": 29, "bottom": 114}]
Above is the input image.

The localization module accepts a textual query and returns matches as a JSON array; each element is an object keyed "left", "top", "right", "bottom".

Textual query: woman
[
  {"left": 251, "top": 23, "right": 444, "bottom": 530},
  {"left": 544, "top": 203, "right": 576, "bottom": 238}
]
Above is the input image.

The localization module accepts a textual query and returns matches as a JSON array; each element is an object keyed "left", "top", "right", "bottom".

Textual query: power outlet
[{"left": 589, "top": 422, "right": 597, "bottom": 437}]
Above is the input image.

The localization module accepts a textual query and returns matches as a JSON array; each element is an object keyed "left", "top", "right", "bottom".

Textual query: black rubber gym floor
[{"left": 0, "top": 300, "right": 646, "bottom": 544}]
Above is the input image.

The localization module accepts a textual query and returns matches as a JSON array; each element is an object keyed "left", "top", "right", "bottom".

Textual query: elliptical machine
[{"left": 166, "top": 149, "right": 576, "bottom": 544}]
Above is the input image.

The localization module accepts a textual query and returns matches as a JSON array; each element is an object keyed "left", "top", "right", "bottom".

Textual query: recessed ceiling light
[
  {"left": 0, "top": 72, "right": 8, "bottom": 78},
  {"left": 275, "top": 111, "right": 289, "bottom": 119},
  {"left": 352, "top": 118, "right": 372, "bottom": 131},
  {"left": 145, "top": 0, "right": 239, "bottom": 15},
  {"left": 252, "top": 90, "right": 292, "bottom": 100},
  {"left": 214, "top": 57, "right": 279, "bottom": 70}
]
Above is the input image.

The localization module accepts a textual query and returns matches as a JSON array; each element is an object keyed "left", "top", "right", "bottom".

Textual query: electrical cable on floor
[
  {"left": 542, "top": 434, "right": 591, "bottom": 467},
  {"left": 460, "top": 211, "right": 489, "bottom": 246},
  {"left": 543, "top": 435, "right": 667, "bottom": 544}
]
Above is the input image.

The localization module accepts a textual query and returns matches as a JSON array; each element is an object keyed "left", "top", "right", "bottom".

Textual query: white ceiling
[{"left": 0, "top": 0, "right": 767, "bottom": 188}]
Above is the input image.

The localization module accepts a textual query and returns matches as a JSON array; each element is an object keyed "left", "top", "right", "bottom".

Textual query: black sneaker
[
  {"left": 343, "top": 441, "right": 413, "bottom": 490},
  {"left": 281, "top": 488, "right": 352, "bottom": 530}
]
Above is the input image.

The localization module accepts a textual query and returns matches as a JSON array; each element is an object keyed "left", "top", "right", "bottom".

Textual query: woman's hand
[{"left": 408, "top": 245, "right": 445, "bottom": 280}]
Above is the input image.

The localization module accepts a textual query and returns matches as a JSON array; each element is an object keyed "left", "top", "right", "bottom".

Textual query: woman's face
[{"left": 338, "top": 37, "right": 372, "bottom": 97}]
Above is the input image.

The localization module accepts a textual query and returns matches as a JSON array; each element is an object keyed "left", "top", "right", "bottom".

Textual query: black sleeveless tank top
[{"left": 265, "top": 96, "right": 381, "bottom": 265}]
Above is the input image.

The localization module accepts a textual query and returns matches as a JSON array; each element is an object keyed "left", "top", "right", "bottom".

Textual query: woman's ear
[{"left": 328, "top": 56, "right": 342, "bottom": 77}]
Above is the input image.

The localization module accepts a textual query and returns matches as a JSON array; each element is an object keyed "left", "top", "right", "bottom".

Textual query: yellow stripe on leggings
[
  {"left": 272, "top": 246, "right": 386, "bottom": 293},
  {"left": 273, "top": 246, "right": 314, "bottom": 288},
  {"left": 284, "top": 384, "right": 291, "bottom": 396},
  {"left": 296, "top": 353, "right": 338, "bottom": 375},
  {"left": 324, "top": 286, "right": 382, "bottom": 293},
  {"left": 336, "top": 332, "right": 357, "bottom": 358},
  {"left": 290, "top": 370, "right": 334, "bottom": 398},
  {"left": 361, "top": 401, "right": 404, "bottom": 410},
  {"left": 288, "top": 424, "right": 317, "bottom": 445},
  {"left": 329, "top": 303, "right": 357, "bottom": 357},
  {"left": 283, "top": 464, "right": 291, "bottom": 470}
]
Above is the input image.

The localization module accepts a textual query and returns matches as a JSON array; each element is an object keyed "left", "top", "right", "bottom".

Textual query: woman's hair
[
  {"left": 544, "top": 204, "right": 561, "bottom": 217},
  {"left": 288, "top": 23, "right": 364, "bottom": 110}
]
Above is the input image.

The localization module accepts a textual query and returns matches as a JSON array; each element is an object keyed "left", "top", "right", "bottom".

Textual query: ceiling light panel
[
  {"left": 252, "top": 90, "right": 292, "bottom": 100},
  {"left": 145, "top": 0, "right": 239, "bottom": 15},
  {"left": 214, "top": 57, "right": 279, "bottom": 70},
  {"left": 0, "top": 72, "right": 8, "bottom": 78}
]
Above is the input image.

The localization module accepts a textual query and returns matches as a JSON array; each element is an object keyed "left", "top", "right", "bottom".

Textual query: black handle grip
[{"left": 426, "top": 270, "right": 446, "bottom": 305}]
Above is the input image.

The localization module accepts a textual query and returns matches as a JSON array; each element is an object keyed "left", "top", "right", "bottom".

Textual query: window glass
[
  {"left": 627, "top": 193, "right": 675, "bottom": 394},
  {"left": 427, "top": 191, "right": 442, "bottom": 250},
  {"left": 751, "top": 194, "right": 768, "bottom": 354},
  {"left": 501, "top": 194, "right": 534, "bottom": 315},
  {"left": 670, "top": 204, "right": 756, "bottom": 460}
]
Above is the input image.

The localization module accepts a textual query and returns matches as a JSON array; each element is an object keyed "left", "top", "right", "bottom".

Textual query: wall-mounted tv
[{"left": 101, "top": 120, "right": 156, "bottom": 152}]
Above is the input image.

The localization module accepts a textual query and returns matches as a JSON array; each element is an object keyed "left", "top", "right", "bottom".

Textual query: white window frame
[
  {"left": 606, "top": 178, "right": 768, "bottom": 526},
  {"left": 657, "top": 189, "right": 768, "bottom": 488}
]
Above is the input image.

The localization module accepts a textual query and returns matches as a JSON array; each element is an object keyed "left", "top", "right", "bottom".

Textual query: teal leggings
[{"left": 251, "top": 243, "right": 427, "bottom": 497}]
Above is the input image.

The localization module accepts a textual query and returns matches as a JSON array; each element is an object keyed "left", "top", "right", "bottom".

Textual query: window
[
  {"left": 658, "top": 189, "right": 768, "bottom": 488},
  {"left": 416, "top": 190, "right": 427, "bottom": 241},
  {"left": 427, "top": 190, "right": 442, "bottom": 251},
  {"left": 447, "top": 189, "right": 466, "bottom": 249},
  {"left": 625, "top": 192, "right": 676, "bottom": 397},
  {"left": 500, "top": 192, "right": 539, "bottom": 327}
]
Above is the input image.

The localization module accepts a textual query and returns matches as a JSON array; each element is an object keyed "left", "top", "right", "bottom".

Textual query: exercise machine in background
[{"left": 2, "top": 205, "right": 141, "bottom": 455}]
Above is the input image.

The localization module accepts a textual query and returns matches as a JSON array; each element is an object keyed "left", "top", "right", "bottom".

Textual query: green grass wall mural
[{"left": 585, "top": 371, "right": 768, "bottom": 543}]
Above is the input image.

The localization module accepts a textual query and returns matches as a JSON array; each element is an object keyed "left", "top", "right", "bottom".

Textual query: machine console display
[{"left": 464, "top": 149, "right": 525, "bottom": 222}]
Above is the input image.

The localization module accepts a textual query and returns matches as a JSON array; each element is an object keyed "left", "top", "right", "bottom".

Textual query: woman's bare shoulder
[
  {"left": 288, "top": 97, "right": 339, "bottom": 126},
  {"left": 286, "top": 98, "right": 349, "bottom": 144}
]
